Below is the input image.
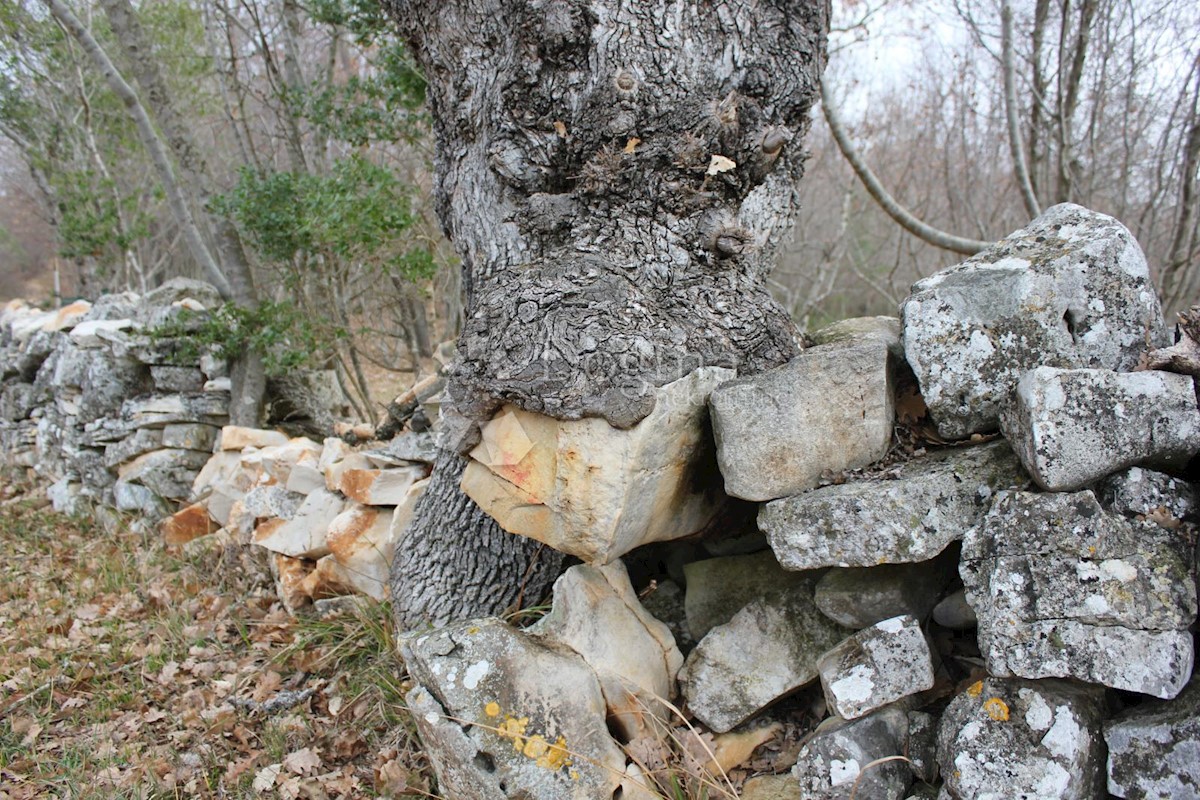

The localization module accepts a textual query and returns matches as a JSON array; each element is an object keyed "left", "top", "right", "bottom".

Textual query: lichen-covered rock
[
  {"left": 961, "top": 490, "right": 1196, "bottom": 699},
  {"left": 760, "top": 441, "right": 1027, "bottom": 570},
  {"left": 809, "top": 315, "right": 902, "bottom": 353},
  {"left": 115, "top": 448, "right": 212, "bottom": 502},
  {"left": 817, "top": 616, "right": 935, "bottom": 720},
  {"left": 461, "top": 367, "right": 733, "bottom": 564},
  {"left": 936, "top": 677, "right": 1108, "bottom": 800},
  {"left": 401, "top": 618, "right": 625, "bottom": 800},
  {"left": 679, "top": 583, "right": 851, "bottom": 733},
  {"left": 902, "top": 203, "right": 1168, "bottom": 440},
  {"left": 1097, "top": 466, "right": 1200, "bottom": 524},
  {"left": 683, "top": 549, "right": 822, "bottom": 640},
  {"left": 531, "top": 561, "right": 682, "bottom": 740},
  {"left": 791, "top": 705, "right": 914, "bottom": 800},
  {"left": 709, "top": 340, "right": 893, "bottom": 502},
  {"left": 1000, "top": 367, "right": 1200, "bottom": 491},
  {"left": 814, "top": 550, "right": 957, "bottom": 629},
  {"left": 1105, "top": 676, "right": 1200, "bottom": 799}
]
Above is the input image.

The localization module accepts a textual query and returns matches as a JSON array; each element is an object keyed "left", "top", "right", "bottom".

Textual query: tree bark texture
[
  {"left": 382, "top": 0, "right": 830, "bottom": 628},
  {"left": 385, "top": 0, "right": 829, "bottom": 427}
]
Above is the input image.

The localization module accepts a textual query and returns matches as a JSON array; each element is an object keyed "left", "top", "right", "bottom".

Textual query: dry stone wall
[{"left": 3, "top": 205, "right": 1199, "bottom": 799}]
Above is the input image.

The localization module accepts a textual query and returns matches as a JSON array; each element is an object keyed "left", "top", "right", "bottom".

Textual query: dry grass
[{"left": 0, "top": 499, "right": 433, "bottom": 798}]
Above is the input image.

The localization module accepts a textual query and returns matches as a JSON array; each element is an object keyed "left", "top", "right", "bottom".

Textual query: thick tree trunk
[{"left": 383, "top": 0, "right": 830, "bottom": 629}]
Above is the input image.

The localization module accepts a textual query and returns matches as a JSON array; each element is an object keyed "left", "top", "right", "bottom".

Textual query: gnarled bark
[{"left": 384, "top": 0, "right": 831, "bottom": 629}]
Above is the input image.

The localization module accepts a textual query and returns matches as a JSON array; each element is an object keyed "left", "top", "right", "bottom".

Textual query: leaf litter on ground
[{"left": 0, "top": 497, "right": 433, "bottom": 799}]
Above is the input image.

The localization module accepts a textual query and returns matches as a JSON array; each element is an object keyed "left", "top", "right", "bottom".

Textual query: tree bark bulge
[{"left": 383, "top": 0, "right": 830, "bottom": 628}]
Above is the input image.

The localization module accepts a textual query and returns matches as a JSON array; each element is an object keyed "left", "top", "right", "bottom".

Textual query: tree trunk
[{"left": 383, "top": 0, "right": 830, "bottom": 629}]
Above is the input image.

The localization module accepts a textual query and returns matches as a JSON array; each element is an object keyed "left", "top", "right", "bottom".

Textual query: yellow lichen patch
[
  {"left": 485, "top": 701, "right": 501, "bottom": 718},
  {"left": 489, "top": 706, "right": 574, "bottom": 772},
  {"left": 983, "top": 697, "right": 1010, "bottom": 721},
  {"left": 536, "top": 737, "right": 571, "bottom": 771},
  {"left": 967, "top": 680, "right": 984, "bottom": 698},
  {"left": 497, "top": 714, "right": 530, "bottom": 751}
]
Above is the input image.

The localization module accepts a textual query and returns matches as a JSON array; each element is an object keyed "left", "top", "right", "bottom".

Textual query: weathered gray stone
[
  {"left": 760, "top": 441, "right": 1028, "bottom": 570},
  {"left": 103, "top": 427, "right": 164, "bottom": 468},
  {"left": 116, "top": 448, "right": 213, "bottom": 501},
  {"left": 1105, "top": 676, "right": 1200, "bottom": 799},
  {"left": 1097, "top": 466, "right": 1200, "bottom": 524},
  {"left": 79, "top": 354, "right": 148, "bottom": 423},
  {"left": 140, "top": 278, "right": 222, "bottom": 314},
  {"left": 149, "top": 365, "right": 206, "bottom": 393},
  {"left": 68, "top": 318, "right": 136, "bottom": 348},
  {"left": 1001, "top": 367, "right": 1200, "bottom": 491},
  {"left": 241, "top": 485, "right": 305, "bottom": 520},
  {"left": 809, "top": 315, "right": 902, "bottom": 354},
  {"left": 122, "top": 393, "right": 229, "bottom": 429},
  {"left": 906, "top": 710, "right": 939, "bottom": 783},
  {"left": 383, "top": 431, "right": 439, "bottom": 464},
  {"left": 962, "top": 490, "right": 1196, "bottom": 699},
  {"left": 710, "top": 340, "right": 893, "bottom": 502},
  {"left": 931, "top": 589, "right": 977, "bottom": 630},
  {"left": 902, "top": 203, "right": 1169, "bottom": 440},
  {"left": 791, "top": 706, "right": 913, "bottom": 800},
  {"left": 679, "top": 583, "right": 851, "bottom": 733},
  {"left": 532, "top": 561, "right": 683, "bottom": 740},
  {"left": 401, "top": 618, "right": 625, "bottom": 800},
  {"left": 683, "top": 549, "right": 822, "bottom": 641},
  {"left": 817, "top": 616, "right": 935, "bottom": 720},
  {"left": 936, "top": 677, "right": 1107, "bottom": 800},
  {"left": 814, "top": 550, "right": 957, "bottom": 629},
  {"left": 160, "top": 422, "right": 219, "bottom": 452},
  {"left": 112, "top": 479, "right": 170, "bottom": 518}
]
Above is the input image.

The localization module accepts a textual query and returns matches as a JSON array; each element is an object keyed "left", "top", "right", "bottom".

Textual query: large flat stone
[
  {"left": 461, "top": 367, "right": 733, "bottom": 564},
  {"left": 902, "top": 203, "right": 1169, "bottom": 440},
  {"left": 1001, "top": 367, "right": 1200, "bottom": 491},
  {"left": 816, "top": 615, "right": 935, "bottom": 720},
  {"left": 679, "top": 583, "right": 851, "bottom": 733},
  {"left": 709, "top": 341, "right": 893, "bottom": 501},
  {"left": 760, "top": 441, "right": 1028, "bottom": 570},
  {"left": 962, "top": 490, "right": 1196, "bottom": 699}
]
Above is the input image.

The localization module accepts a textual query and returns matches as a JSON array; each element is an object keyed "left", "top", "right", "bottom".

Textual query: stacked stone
[
  {"left": 165, "top": 424, "right": 437, "bottom": 610},
  {"left": 0, "top": 279, "right": 231, "bottom": 521},
  {"left": 396, "top": 204, "right": 1199, "bottom": 800}
]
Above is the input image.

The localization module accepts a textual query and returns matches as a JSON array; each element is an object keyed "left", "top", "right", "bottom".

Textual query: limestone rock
[
  {"left": 1104, "top": 676, "right": 1200, "bottom": 799},
  {"left": 809, "top": 315, "right": 902, "bottom": 352},
  {"left": 683, "top": 549, "right": 822, "bottom": 640},
  {"left": 679, "top": 583, "right": 851, "bottom": 733},
  {"left": 122, "top": 393, "right": 229, "bottom": 429},
  {"left": 259, "top": 438, "right": 322, "bottom": 485},
  {"left": 817, "top": 615, "right": 935, "bottom": 720},
  {"left": 791, "top": 706, "right": 914, "bottom": 800},
  {"left": 252, "top": 488, "right": 347, "bottom": 559},
  {"left": 216, "top": 425, "right": 289, "bottom": 451},
  {"left": 1001, "top": 367, "right": 1200, "bottom": 491},
  {"left": 149, "top": 366, "right": 205, "bottom": 393},
  {"left": 814, "top": 550, "right": 957, "bottom": 629},
  {"left": 902, "top": 203, "right": 1169, "bottom": 440},
  {"left": 69, "top": 318, "right": 136, "bottom": 348},
  {"left": 760, "top": 441, "right": 1027, "bottom": 570},
  {"left": 241, "top": 485, "right": 305, "bottom": 520},
  {"left": 1097, "top": 466, "right": 1200, "bottom": 524},
  {"left": 401, "top": 618, "right": 625, "bottom": 800},
  {"left": 710, "top": 341, "right": 893, "bottom": 502},
  {"left": 936, "top": 677, "right": 1107, "bottom": 800},
  {"left": 461, "top": 367, "right": 733, "bottom": 564},
  {"left": 961, "top": 490, "right": 1196, "bottom": 699},
  {"left": 322, "top": 503, "right": 400, "bottom": 600},
  {"left": 338, "top": 465, "right": 426, "bottom": 506},
  {"left": 160, "top": 423, "right": 218, "bottom": 452},
  {"left": 161, "top": 502, "right": 217, "bottom": 545},
  {"left": 532, "top": 561, "right": 683, "bottom": 740},
  {"left": 116, "top": 448, "right": 212, "bottom": 501},
  {"left": 104, "top": 428, "right": 164, "bottom": 468}
]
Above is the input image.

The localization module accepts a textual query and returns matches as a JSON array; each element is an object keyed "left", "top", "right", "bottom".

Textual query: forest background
[{"left": 1, "top": 0, "right": 1198, "bottom": 421}]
